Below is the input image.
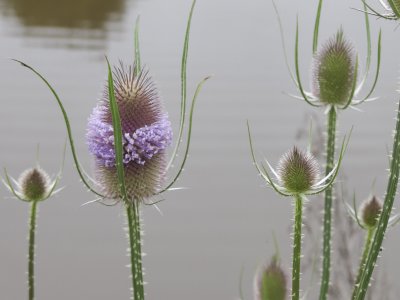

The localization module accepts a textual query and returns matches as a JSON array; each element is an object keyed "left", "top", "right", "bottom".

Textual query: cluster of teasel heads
[
  {"left": 3, "top": 1, "right": 209, "bottom": 300},
  {"left": 4, "top": 0, "right": 400, "bottom": 300},
  {"left": 250, "top": 1, "right": 400, "bottom": 300}
]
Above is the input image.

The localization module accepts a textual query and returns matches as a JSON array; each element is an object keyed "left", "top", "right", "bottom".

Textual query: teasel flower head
[
  {"left": 360, "top": 195, "right": 382, "bottom": 228},
  {"left": 87, "top": 63, "right": 173, "bottom": 202},
  {"left": 344, "top": 191, "right": 400, "bottom": 230},
  {"left": 3, "top": 163, "right": 62, "bottom": 203},
  {"left": 254, "top": 257, "right": 287, "bottom": 300},
  {"left": 312, "top": 30, "right": 356, "bottom": 107},
  {"left": 277, "top": 147, "right": 320, "bottom": 195},
  {"left": 18, "top": 168, "right": 50, "bottom": 201},
  {"left": 248, "top": 121, "right": 349, "bottom": 197},
  {"left": 293, "top": 25, "right": 381, "bottom": 111}
]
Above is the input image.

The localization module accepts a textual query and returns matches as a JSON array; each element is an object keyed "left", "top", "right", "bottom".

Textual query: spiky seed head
[
  {"left": 87, "top": 63, "right": 173, "bottom": 203},
  {"left": 277, "top": 147, "right": 320, "bottom": 194},
  {"left": 360, "top": 195, "right": 382, "bottom": 228},
  {"left": 254, "top": 259, "right": 287, "bottom": 300},
  {"left": 312, "top": 29, "right": 356, "bottom": 106},
  {"left": 18, "top": 167, "right": 50, "bottom": 201}
]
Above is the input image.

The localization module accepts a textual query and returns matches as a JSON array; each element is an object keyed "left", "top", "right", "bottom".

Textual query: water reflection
[{"left": 0, "top": 0, "right": 127, "bottom": 50}]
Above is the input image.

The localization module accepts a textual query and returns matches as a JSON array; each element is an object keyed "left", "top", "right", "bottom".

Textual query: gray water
[{"left": 1, "top": 0, "right": 400, "bottom": 299}]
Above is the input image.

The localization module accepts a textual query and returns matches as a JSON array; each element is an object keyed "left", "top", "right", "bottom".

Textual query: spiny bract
[
  {"left": 312, "top": 30, "right": 356, "bottom": 106},
  {"left": 87, "top": 63, "right": 173, "bottom": 202},
  {"left": 277, "top": 147, "right": 320, "bottom": 195}
]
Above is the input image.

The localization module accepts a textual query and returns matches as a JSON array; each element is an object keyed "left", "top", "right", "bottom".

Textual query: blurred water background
[{"left": 1, "top": 0, "right": 400, "bottom": 299}]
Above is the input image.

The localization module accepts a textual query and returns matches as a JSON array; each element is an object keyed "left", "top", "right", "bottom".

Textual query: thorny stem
[
  {"left": 319, "top": 107, "right": 336, "bottom": 300},
  {"left": 126, "top": 202, "right": 144, "bottom": 300},
  {"left": 354, "top": 99, "right": 400, "bottom": 300},
  {"left": 351, "top": 228, "right": 374, "bottom": 300},
  {"left": 292, "top": 194, "right": 303, "bottom": 300},
  {"left": 28, "top": 201, "right": 38, "bottom": 300}
]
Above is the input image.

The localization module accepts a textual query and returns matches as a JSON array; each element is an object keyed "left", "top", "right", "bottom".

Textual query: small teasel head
[
  {"left": 18, "top": 167, "right": 50, "bottom": 201},
  {"left": 312, "top": 29, "right": 356, "bottom": 107},
  {"left": 277, "top": 147, "right": 320, "bottom": 195},
  {"left": 87, "top": 63, "right": 173, "bottom": 202},
  {"left": 254, "top": 257, "right": 287, "bottom": 300},
  {"left": 360, "top": 195, "right": 382, "bottom": 229}
]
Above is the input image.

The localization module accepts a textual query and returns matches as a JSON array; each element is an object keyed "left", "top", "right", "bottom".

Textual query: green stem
[
  {"left": 351, "top": 228, "right": 374, "bottom": 300},
  {"left": 319, "top": 107, "right": 336, "bottom": 300},
  {"left": 126, "top": 202, "right": 144, "bottom": 300},
  {"left": 353, "top": 99, "right": 400, "bottom": 300},
  {"left": 28, "top": 201, "right": 38, "bottom": 300},
  {"left": 292, "top": 194, "right": 303, "bottom": 300}
]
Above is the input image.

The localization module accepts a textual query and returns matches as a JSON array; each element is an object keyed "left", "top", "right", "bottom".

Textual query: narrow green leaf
[
  {"left": 12, "top": 60, "right": 104, "bottom": 198},
  {"left": 134, "top": 16, "right": 141, "bottom": 74},
  {"left": 362, "top": 30, "right": 381, "bottom": 102},
  {"left": 342, "top": 56, "right": 359, "bottom": 110},
  {"left": 105, "top": 57, "right": 128, "bottom": 201},
  {"left": 313, "top": 0, "right": 323, "bottom": 54},
  {"left": 158, "top": 76, "right": 209, "bottom": 194},
  {"left": 167, "top": 0, "right": 197, "bottom": 171},
  {"left": 294, "top": 20, "right": 320, "bottom": 108},
  {"left": 271, "top": 0, "right": 297, "bottom": 87}
]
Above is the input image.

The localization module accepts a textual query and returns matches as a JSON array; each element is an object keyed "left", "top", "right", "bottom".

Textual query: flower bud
[
  {"left": 312, "top": 30, "right": 356, "bottom": 106},
  {"left": 87, "top": 63, "right": 173, "bottom": 202},
  {"left": 18, "top": 167, "right": 50, "bottom": 201},
  {"left": 255, "top": 259, "right": 287, "bottom": 300},
  {"left": 277, "top": 147, "right": 320, "bottom": 194},
  {"left": 360, "top": 195, "right": 382, "bottom": 228}
]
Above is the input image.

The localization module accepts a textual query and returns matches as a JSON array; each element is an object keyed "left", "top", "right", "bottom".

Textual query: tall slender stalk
[
  {"left": 353, "top": 99, "right": 400, "bottom": 299},
  {"left": 126, "top": 203, "right": 144, "bottom": 300},
  {"left": 28, "top": 201, "right": 38, "bottom": 300},
  {"left": 319, "top": 107, "right": 336, "bottom": 300},
  {"left": 292, "top": 195, "right": 303, "bottom": 300},
  {"left": 351, "top": 228, "right": 374, "bottom": 300}
]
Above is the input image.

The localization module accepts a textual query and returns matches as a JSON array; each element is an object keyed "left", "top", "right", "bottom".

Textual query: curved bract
[{"left": 361, "top": 0, "right": 400, "bottom": 20}]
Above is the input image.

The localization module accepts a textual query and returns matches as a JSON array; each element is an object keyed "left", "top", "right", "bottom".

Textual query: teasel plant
[
  {"left": 12, "top": 1, "right": 209, "bottom": 299},
  {"left": 2, "top": 147, "right": 64, "bottom": 300},
  {"left": 359, "top": 0, "right": 400, "bottom": 21},
  {"left": 273, "top": 1, "right": 382, "bottom": 298},
  {"left": 253, "top": 242, "right": 288, "bottom": 300},
  {"left": 247, "top": 121, "right": 350, "bottom": 300},
  {"left": 348, "top": 99, "right": 400, "bottom": 300}
]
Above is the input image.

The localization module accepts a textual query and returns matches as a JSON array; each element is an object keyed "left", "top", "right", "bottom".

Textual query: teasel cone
[
  {"left": 312, "top": 29, "right": 356, "bottom": 107},
  {"left": 87, "top": 63, "right": 173, "bottom": 203},
  {"left": 255, "top": 257, "right": 287, "bottom": 300}
]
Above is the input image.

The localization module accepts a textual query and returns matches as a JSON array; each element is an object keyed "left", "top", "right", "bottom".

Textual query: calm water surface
[{"left": 1, "top": 0, "right": 400, "bottom": 299}]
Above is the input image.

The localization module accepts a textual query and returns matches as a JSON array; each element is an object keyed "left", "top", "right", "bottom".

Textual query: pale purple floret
[{"left": 87, "top": 113, "right": 172, "bottom": 168}]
